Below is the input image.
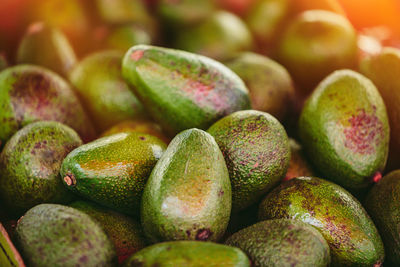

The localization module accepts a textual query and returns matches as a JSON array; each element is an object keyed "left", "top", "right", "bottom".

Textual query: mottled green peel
[
  {"left": 141, "top": 128, "right": 231, "bottom": 243},
  {"left": 258, "top": 176, "right": 385, "bottom": 266},
  {"left": 122, "top": 45, "right": 251, "bottom": 136},
  {"left": 225, "top": 219, "right": 330, "bottom": 267},
  {"left": 0, "top": 121, "right": 81, "bottom": 214},
  {"left": 299, "top": 69, "right": 389, "bottom": 189},
  {"left": 60, "top": 132, "right": 167, "bottom": 215},
  {"left": 208, "top": 110, "right": 290, "bottom": 212},
  {"left": 123, "top": 241, "right": 250, "bottom": 267}
]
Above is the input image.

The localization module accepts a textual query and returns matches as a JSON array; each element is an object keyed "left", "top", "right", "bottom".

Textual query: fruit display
[{"left": 1, "top": 0, "right": 400, "bottom": 266}]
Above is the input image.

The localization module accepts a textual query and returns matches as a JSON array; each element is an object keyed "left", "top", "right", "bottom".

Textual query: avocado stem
[
  {"left": 64, "top": 174, "right": 76, "bottom": 186},
  {"left": 372, "top": 172, "right": 382, "bottom": 183}
]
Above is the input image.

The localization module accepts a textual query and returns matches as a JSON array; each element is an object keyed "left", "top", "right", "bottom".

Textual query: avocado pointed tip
[{"left": 64, "top": 173, "right": 77, "bottom": 187}]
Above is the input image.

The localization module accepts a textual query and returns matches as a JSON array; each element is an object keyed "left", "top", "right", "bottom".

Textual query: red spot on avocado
[
  {"left": 343, "top": 109, "right": 383, "bottom": 154},
  {"left": 130, "top": 50, "right": 144, "bottom": 61},
  {"left": 372, "top": 172, "right": 382, "bottom": 183}
]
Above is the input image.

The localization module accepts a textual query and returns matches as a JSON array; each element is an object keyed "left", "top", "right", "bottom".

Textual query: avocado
[
  {"left": 0, "top": 121, "right": 81, "bottom": 215},
  {"left": 69, "top": 50, "right": 145, "bottom": 132},
  {"left": 60, "top": 132, "right": 167, "bottom": 216},
  {"left": 122, "top": 45, "right": 251, "bottom": 136},
  {"left": 364, "top": 170, "right": 400, "bottom": 265},
  {"left": 225, "top": 52, "right": 295, "bottom": 121},
  {"left": 208, "top": 110, "right": 290, "bottom": 212},
  {"left": 0, "top": 65, "right": 96, "bottom": 146},
  {"left": 96, "top": 0, "right": 153, "bottom": 25},
  {"left": 101, "top": 119, "right": 170, "bottom": 144},
  {"left": 106, "top": 25, "right": 151, "bottom": 52},
  {"left": 123, "top": 241, "right": 250, "bottom": 267},
  {"left": 360, "top": 47, "right": 400, "bottom": 171},
  {"left": 16, "top": 22, "right": 77, "bottom": 77},
  {"left": 278, "top": 10, "right": 357, "bottom": 91},
  {"left": 15, "top": 204, "right": 115, "bottom": 267},
  {"left": 225, "top": 219, "right": 330, "bottom": 267},
  {"left": 299, "top": 69, "right": 389, "bottom": 190},
  {"left": 141, "top": 128, "right": 231, "bottom": 243},
  {"left": 284, "top": 138, "right": 315, "bottom": 181},
  {"left": 174, "top": 11, "right": 253, "bottom": 61},
  {"left": 69, "top": 200, "right": 146, "bottom": 264},
  {"left": 258, "top": 176, "right": 384, "bottom": 266}
]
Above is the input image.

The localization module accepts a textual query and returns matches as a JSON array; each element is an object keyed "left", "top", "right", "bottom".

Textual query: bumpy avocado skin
[
  {"left": 122, "top": 45, "right": 251, "bottom": 136},
  {"left": 15, "top": 204, "right": 116, "bottom": 267},
  {"left": 0, "top": 121, "right": 81, "bottom": 214},
  {"left": 60, "top": 132, "right": 167, "bottom": 216},
  {"left": 299, "top": 69, "right": 389, "bottom": 190},
  {"left": 141, "top": 129, "right": 231, "bottom": 243},
  {"left": 225, "top": 219, "right": 330, "bottom": 267},
  {"left": 208, "top": 110, "right": 290, "bottom": 212},
  {"left": 69, "top": 50, "right": 145, "bottom": 132},
  {"left": 258, "top": 176, "right": 384, "bottom": 266},
  {"left": 123, "top": 241, "right": 250, "bottom": 267},
  {"left": 17, "top": 22, "right": 77, "bottom": 77},
  {"left": 0, "top": 65, "right": 96, "bottom": 145},
  {"left": 365, "top": 170, "right": 400, "bottom": 265},
  {"left": 69, "top": 200, "right": 146, "bottom": 264}
]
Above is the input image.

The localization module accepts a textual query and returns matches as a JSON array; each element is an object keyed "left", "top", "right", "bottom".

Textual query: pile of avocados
[{"left": 1, "top": 0, "right": 400, "bottom": 266}]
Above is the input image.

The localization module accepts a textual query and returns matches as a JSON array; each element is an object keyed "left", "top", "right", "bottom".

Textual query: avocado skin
[
  {"left": 69, "top": 200, "right": 146, "bottom": 264},
  {"left": 365, "top": 170, "right": 400, "bottom": 265},
  {"left": 0, "top": 121, "right": 81, "bottom": 214},
  {"left": 258, "top": 176, "right": 384, "bottom": 266},
  {"left": 284, "top": 138, "right": 315, "bottom": 181},
  {"left": 15, "top": 204, "right": 116, "bottom": 267},
  {"left": 60, "top": 132, "right": 167, "bottom": 216},
  {"left": 299, "top": 69, "right": 389, "bottom": 190},
  {"left": 17, "top": 22, "right": 77, "bottom": 77},
  {"left": 208, "top": 110, "right": 290, "bottom": 212},
  {"left": 225, "top": 219, "right": 330, "bottom": 267},
  {"left": 69, "top": 50, "right": 145, "bottom": 132},
  {"left": 123, "top": 241, "right": 250, "bottom": 267},
  {"left": 0, "top": 65, "right": 96, "bottom": 145},
  {"left": 141, "top": 128, "right": 231, "bottom": 243},
  {"left": 122, "top": 44, "right": 251, "bottom": 136}
]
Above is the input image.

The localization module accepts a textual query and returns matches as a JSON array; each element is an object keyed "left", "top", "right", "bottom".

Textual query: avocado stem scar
[{"left": 64, "top": 173, "right": 76, "bottom": 186}]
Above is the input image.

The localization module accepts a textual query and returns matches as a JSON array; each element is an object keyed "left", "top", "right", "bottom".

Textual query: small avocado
[
  {"left": 208, "top": 110, "right": 290, "bottom": 212},
  {"left": 101, "top": 119, "right": 170, "bottom": 144},
  {"left": 225, "top": 219, "right": 330, "bottom": 267},
  {"left": 174, "top": 11, "right": 253, "bottom": 61},
  {"left": 60, "top": 132, "right": 167, "bottom": 216},
  {"left": 364, "top": 170, "right": 400, "bottom": 265},
  {"left": 360, "top": 47, "right": 400, "bottom": 171},
  {"left": 69, "top": 50, "right": 145, "bottom": 132},
  {"left": 141, "top": 129, "right": 231, "bottom": 243},
  {"left": 278, "top": 10, "right": 357, "bottom": 91},
  {"left": 122, "top": 45, "right": 251, "bottom": 136},
  {"left": 69, "top": 200, "right": 146, "bottom": 264},
  {"left": 299, "top": 69, "right": 389, "bottom": 190},
  {"left": 0, "top": 65, "right": 96, "bottom": 145},
  {"left": 0, "top": 121, "right": 81, "bottom": 215},
  {"left": 15, "top": 204, "right": 115, "bottom": 267},
  {"left": 123, "top": 241, "right": 250, "bottom": 267},
  {"left": 17, "top": 22, "right": 77, "bottom": 77},
  {"left": 225, "top": 52, "right": 295, "bottom": 121},
  {"left": 284, "top": 138, "right": 315, "bottom": 181},
  {"left": 258, "top": 176, "right": 384, "bottom": 266}
]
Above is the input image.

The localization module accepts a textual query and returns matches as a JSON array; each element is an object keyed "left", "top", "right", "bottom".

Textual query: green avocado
[
  {"left": 258, "top": 176, "right": 384, "bottom": 266},
  {"left": 60, "top": 132, "right": 166, "bottom": 216},
  {"left": 365, "top": 170, "right": 400, "bottom": 265},
  {"left": 0, "top": 121, "right": 81, "bottom": 215},
  {"left": 299, "top": 69, "right": 389, "bottom": 190},
  {"left": 122, "top": 44, "right": 251, "bottom": 136},
  {"left": 0, "top": 65, "right": 96, "bottom": 146},
  {"left": 141, "top": 128, "right": 231, "bottom": 243},
  {"left": 208, "top": 110, "right": 290, "bottom": 212},
  {"left": 123, "top": 241, "right": 250, "bottom": 267},
  {"left": 15, "top": 204, "right": 115, "bottom": 267},
  {"left": 69, "top": 50, "right": 145, "bottom": 132},
  {"left": 16, "top": 22, "right": 77, "bottom": 77},
  {"left": 225, "top": 219, "right": 330, "bottom": 267},
  {"left": 69, "top": 200, "right": 146, "bottom": 264}
]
